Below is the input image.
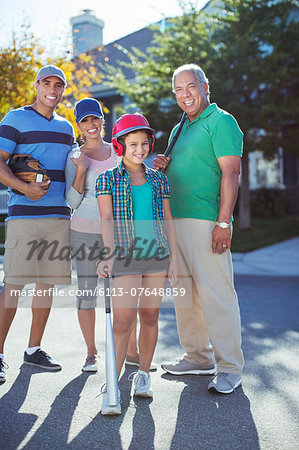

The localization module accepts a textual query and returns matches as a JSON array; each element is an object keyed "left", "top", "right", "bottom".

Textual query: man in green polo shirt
[{"left": 155, "top": 63, "right": 244, "bottom": 394}]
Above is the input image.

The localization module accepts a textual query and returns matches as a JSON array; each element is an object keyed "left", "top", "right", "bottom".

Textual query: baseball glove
[{"left": 8, "top": 154, "right": 50, "bottom": 195}]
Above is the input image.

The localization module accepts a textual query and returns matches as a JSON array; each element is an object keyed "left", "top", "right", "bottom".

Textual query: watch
[{"left": 215, "top": 221, "right": 231, "bottom": 229}]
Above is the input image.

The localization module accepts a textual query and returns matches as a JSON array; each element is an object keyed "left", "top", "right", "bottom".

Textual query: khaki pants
[{"left": 174, "top": 219, "right": 244, "bottom": 374}]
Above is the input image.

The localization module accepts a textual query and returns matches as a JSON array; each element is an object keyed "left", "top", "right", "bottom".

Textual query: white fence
[{"left": 0, "top": 190, "right": 9, "bottom": 214}]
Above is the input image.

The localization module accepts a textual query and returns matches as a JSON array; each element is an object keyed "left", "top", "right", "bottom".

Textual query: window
[{"left": 249, "top": 149, "right": 284, "bottom": 189}]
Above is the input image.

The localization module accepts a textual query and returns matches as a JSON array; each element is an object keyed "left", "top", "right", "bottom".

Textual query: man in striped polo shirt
[{"left": 0, "top": 65, "right": 76, "bottom": 381}]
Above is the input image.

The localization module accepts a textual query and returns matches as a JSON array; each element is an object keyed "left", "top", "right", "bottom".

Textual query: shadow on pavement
[
  {"left": 68, "top": 372, "right": 129, "bottom": 449},
  {"left": 127, "top": 394, "right": 154, "bottom": 449},
  {"left": 66, "top": 366, "right": 156, "bottom": 449},
  {"left": 65, "top": 366, "right": 156, "bottom": 450},
  {"left": 0, "top": 365, "right": 39, "bottom": 449},
  {"left": 22, "top": 371, "right": 92, "bottom": 449},
  {"left": 160, "top": 373, "right": 260, "bottom": 450}
]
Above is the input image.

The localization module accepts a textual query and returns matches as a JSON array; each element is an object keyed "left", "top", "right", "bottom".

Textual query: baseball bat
[
  {"left": 164, "top": 112, "right": 187, "bottom": 157},
  {"left": 104, "top": 268, "right": 118, "bottom": 406}
]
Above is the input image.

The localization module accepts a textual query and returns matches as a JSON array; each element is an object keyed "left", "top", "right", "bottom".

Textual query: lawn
[{"left": 231, "top": 216, "right": 299, "bottom": 253}]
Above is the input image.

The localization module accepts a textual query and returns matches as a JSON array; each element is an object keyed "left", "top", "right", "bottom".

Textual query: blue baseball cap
[
  {"left": 36, "top": 65, "right": 67, "bottom": 86},
  {"left": 74, "top": 98, "right": 103, "bottom": 123}
]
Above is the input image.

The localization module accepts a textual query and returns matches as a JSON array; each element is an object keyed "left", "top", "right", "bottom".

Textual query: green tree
[
  {"left": 0, "top": 30, "right": 44, "bottom": 117},
  {"left": 211, "top": 0, "right": 299, "bottom": 228},
  {"left": 106, "top": 0, "right": 299, "bottom": 229},
  {"left": 105, "top": 1, "right": 217, "bottom": 150}
]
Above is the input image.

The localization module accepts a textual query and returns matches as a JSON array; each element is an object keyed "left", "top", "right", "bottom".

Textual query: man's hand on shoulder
[{"left": 153, "top": 154, "right": 171, "bottom": 172}]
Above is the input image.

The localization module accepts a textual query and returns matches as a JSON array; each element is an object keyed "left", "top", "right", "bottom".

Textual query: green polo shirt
[{"left": 166, "top": 103, "right": 243, "bottom": 220}]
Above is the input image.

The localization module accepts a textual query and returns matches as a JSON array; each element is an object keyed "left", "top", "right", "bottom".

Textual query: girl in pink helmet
[{"left": 96, "top": 113, "right": 178, "bottom": 415}]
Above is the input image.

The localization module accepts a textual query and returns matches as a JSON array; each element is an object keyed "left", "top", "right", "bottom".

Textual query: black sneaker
[
  {"left": 23, "top": 349, "right": 62, "bottom": 371},
  {"left": 0, "top": 358, "right": 8, "bottom": 382}
]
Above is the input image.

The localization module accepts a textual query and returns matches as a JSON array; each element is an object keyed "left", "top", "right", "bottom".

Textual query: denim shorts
[{"left": 113, "top": 255, "right": 170, "bottom": 278}]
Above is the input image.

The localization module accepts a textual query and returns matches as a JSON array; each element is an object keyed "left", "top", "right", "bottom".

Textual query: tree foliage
[
  {"left": 211, "top": 0, "right": 299, "bottom": 158},
  {"left": 0, "top": 30, "right": 43, "bottom": 116},
  {"left": 209, "top": 0, "right": 299, "bottom": 227},
  {"left": 105, "top": 2, "right": 220, "bottom": 150},
  {"left": 0, "top": 29, "right": 103, "bottom": 134},
  {"left": 106, "top": 0, "right": 299, "bottom": 154}
]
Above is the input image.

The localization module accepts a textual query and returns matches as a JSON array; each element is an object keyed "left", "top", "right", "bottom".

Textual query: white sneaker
[
  {"left": 133, "top": 370, "right": 153, "bottom": 398},
  {"left": 100, "top": 386, "right": 121, "bottom": 416},
  {"left": 82, "top": 355, "right": 99, "bottom": 372}
]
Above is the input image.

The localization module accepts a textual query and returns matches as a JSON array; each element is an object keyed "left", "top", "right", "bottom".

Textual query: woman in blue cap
[
  {"left": 66, "top": 98, "right": 155, "bottom": 373},
  {"left": 65, "top": 98, "right": 118, "bottom": 372}
]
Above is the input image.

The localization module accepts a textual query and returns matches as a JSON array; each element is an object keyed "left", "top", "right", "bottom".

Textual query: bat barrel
[
  {"left": 105, "top": 313, "right": 118, "bottom": 406},
  {"left": 103, "top": 268, "right": 119, "bottom": 407}
]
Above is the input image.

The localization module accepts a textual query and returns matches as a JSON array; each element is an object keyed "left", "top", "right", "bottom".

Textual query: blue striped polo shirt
[{"left": 0, "top": 106, "right": 76, "bottom": 219}]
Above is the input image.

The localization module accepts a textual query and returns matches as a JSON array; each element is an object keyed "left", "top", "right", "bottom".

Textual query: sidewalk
[{"left": 232, "top": 237, "right": 299, "bottom": 276}]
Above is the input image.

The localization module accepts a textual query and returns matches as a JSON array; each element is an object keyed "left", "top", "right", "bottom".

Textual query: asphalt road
[{"left": 0, "top": 274, "right": 298, "bottom": 450}]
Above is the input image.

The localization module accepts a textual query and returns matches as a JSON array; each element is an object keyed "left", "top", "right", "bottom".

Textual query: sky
[{"left": 0, "top": 0, "right": 208, "bottom": 56}]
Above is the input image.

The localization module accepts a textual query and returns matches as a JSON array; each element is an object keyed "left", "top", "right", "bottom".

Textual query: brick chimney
[{"left": 71, "top": 9, "right": 105, "bottom": 55}]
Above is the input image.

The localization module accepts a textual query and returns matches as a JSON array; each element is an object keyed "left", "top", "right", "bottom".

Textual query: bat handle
[
  {"left": 163, "top": 112, "right": 186, "bottom": 159},
  {"left": 164, "top": 147, "right": 171, "bottom": 158},
  {"left": 103, "top": 267, "right": 111, "bottom": 312}
]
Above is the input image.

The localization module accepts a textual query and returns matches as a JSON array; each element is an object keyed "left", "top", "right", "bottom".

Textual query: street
[{"left": 0, "top": 273, "right": 298, "bottom": 449}]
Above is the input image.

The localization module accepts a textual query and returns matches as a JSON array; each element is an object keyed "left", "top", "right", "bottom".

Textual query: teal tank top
[{"left": 131, "top": 181, "right": 157, "bottom": 259}]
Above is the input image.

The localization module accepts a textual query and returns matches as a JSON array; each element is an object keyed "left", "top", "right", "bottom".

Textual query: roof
[{"left": 90, "top": 24, "right": 158, "bottom": 81}]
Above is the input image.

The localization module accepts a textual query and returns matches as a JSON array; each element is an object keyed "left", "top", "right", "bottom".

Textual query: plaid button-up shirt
[{"left": 95, "top": 161, "right": 170, "bottom": 257}]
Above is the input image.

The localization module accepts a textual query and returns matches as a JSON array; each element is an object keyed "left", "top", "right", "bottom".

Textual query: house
[{"left": 70, "top": 9, "right": 161, "bottom": 141}]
